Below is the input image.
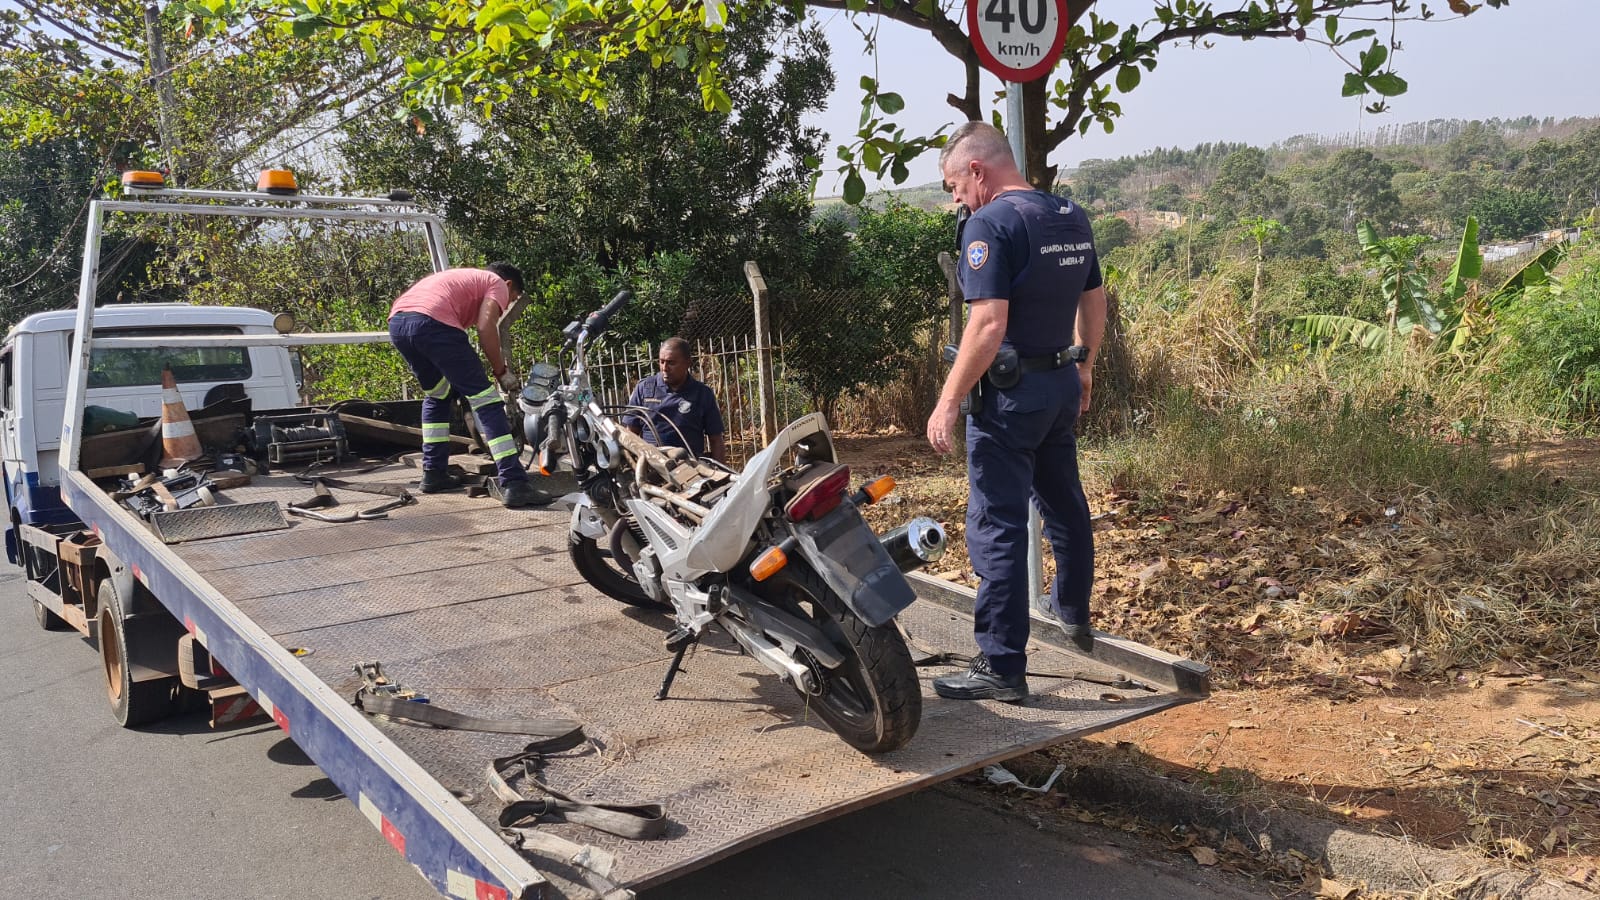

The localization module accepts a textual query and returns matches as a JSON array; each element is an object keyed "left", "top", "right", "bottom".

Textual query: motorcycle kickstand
[{"left": 655, "top": 628, "right": 698, "bottom": 701}]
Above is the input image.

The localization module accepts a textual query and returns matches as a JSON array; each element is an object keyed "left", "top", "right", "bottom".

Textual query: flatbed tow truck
[{"left": 8, "top": 174, "right": 1209, "bottom": 899}]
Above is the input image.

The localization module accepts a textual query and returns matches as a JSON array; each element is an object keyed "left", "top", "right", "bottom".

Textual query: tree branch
[{"left": 11, "top": 0, "right": 141, "bottom": 63}]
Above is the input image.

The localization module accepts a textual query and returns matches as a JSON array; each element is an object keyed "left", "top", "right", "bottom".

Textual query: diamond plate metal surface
[
  {"left": 151, "top": 500, "right": 289, "bottom": 543},
  {"left": 161, "top": 460, "right": 1192, "bottom": 899}
]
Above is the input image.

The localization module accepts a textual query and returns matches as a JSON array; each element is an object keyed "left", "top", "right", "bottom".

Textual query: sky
[{"left": 803, "top": 0, "right": 1600, "bottom": 194}]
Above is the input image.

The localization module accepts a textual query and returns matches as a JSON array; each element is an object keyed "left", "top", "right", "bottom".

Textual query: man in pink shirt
[{"left": 388, "top": 263, "right": 539, "bottom": 508}]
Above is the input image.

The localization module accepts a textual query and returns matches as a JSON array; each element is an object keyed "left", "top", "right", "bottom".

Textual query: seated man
[{"left": 623, "top": 337, "right": 727, "bottom": 463}]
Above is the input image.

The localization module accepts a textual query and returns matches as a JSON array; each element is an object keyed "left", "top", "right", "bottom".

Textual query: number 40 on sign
[{"left": 967, "top": 0, "right": 1084, "bottom": 83}]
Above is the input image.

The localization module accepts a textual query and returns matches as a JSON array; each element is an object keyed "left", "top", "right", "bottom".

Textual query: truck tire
[
  {"left": 33, "top": 599, "right": 71, "bottom": 631},
  {"left": 98, "top": 577, "right": 181, "bottom": 727}
]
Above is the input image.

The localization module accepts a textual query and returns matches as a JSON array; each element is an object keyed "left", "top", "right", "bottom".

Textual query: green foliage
[
  {"left": 844, "top": 201, "right": 953, "bottom": 297},
  {"left": 202, "top": 0, "right": 1510, "bottom": 197},
  {"left": 339, "top": 5, "right": 829, "bottom": 349},
  {"left": 1498, "top": 244, "right": 1600, "bottom": 424},
  {"left": 1467, "top": 185, "right": 1556, "bottom": 241},
  {"left": 1092, "top": 216, "right": 1138, "bottom": 256}
]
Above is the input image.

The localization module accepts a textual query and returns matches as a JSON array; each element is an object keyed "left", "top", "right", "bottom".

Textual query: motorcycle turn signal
[{"left": 853, "top": 475, "right": 896, "bottom": 506}]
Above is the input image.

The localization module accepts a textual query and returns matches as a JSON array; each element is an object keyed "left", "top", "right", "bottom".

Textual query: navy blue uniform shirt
[
  {"left": 623, "top": 373, "right": 725, "bottom": 456},
  {"left": 958, "top": 190, "right": 1102, "bottom": 356}
]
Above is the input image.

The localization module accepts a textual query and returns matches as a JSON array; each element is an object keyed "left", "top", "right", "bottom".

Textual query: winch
[{"left": 252, "top": 411, "right": 348, "bottom": 472}]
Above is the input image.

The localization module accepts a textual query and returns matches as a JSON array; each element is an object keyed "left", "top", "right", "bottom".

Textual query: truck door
[{"left": 2, "top": 341, "right": 19, "bottom": 562}]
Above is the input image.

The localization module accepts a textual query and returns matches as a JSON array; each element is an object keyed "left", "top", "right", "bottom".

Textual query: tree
[
  {"left": 1237, "top": 214, "right": 1284, "bottom": 313},
  {"left": 193, "top": 0, "right": 1512, "bottom": 200},
  {"left": 336, "top": 4, "right": 833, "bottom": 343},
  {"left": 1312, "top": 148, "right": 1400, "bottom": 231},
  {"left": 1468, "top": 185, "right": 1556, "bottom": 241},
  {"left": 1092, "top": 215, "right": 1137, "bottom": 256}
]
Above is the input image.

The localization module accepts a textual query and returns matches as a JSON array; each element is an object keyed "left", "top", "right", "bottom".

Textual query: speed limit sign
[{"left": 967, "top": 0, "right": 1075, "bottom": 83}]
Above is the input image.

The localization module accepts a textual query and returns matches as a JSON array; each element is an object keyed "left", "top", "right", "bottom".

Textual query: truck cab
[{"left": 1, "top": 304, "right": 300, "bottom": 563}]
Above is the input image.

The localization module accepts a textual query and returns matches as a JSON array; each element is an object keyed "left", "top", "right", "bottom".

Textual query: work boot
[
  {"left": 499, "top": 479, "right": 540, "bottom": 509},
  {"left": 1057, "top": 622, "right": 1096, "bottom": 653},
  {"left": 419, "top": 469, "right": 463, "bottom": 493},
  {"left": 932, "top": 654, "right": 1028, "bottom": 702}
]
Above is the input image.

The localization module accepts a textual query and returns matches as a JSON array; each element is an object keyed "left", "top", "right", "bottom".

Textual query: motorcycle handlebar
[{"left": 583, "top": 290, "right": 634, "bottom": 340}]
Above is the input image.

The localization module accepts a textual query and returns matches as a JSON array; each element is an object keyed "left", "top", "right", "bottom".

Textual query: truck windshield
[{"left": 86, "top": 327, "right": 251, "bottom": 388}]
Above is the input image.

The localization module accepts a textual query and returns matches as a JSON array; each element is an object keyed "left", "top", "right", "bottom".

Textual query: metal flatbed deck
[{"left": 146, "top": 461, "right": 1207, "bottom": 897}]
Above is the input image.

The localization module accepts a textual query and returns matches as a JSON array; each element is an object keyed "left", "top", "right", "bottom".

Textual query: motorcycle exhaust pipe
[{"left": 880, "top": 517, "right": 947, "bottom": 573}]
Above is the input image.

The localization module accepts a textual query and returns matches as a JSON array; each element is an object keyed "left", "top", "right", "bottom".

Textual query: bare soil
[{"left": 836, "top": 431, "right": 1600, "bottom": 894}]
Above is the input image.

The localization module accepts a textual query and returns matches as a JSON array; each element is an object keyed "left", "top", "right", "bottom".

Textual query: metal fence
[
  {"left": 586, "top": 332, "right": 811, "bottom": 464},
  {"left": 585, "top": 265, "right": 948, "bottom": 463}
]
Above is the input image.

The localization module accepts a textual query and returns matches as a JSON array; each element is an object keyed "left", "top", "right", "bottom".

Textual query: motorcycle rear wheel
[
  {"left": 569, "top": 532, "right": 669, "bottom": 610},
  {"left": 758, "top": 563, "right": 921, "bottom": 754}
]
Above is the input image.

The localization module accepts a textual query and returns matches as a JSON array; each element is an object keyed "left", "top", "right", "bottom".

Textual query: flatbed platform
[{"left": 148, "top": 461, "right": 1206, "bottom": 897}]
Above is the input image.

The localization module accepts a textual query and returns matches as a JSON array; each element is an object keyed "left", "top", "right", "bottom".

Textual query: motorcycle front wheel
[
  {"left": 568, "top": 532, "right": 670, "bottom": 611},
  {"left": 757, "top": 562, "right": 921, "bottom": 754}
]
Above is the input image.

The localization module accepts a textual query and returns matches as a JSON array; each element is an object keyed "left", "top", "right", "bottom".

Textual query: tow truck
[{"left": 4, "top": 170, "right": 1210, "bottom": 898}]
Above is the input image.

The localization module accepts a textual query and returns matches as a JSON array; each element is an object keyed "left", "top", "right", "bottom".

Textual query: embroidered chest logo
[
  {"left": 966, "top": 240, "right": 989, "bottom": 270},
  {"left": 678, "top": 401, "right": 693, "bottom": 415}
]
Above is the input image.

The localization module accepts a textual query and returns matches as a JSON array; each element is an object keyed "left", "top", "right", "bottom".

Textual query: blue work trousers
[
  {"left": 965, "top": 364, "right": 1094, "bottom": 677},
  {"left": 388, "top": 312, "right": 527, "bottom": 486}
]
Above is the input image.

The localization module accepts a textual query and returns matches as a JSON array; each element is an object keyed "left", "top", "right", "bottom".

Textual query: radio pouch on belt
[
  {"left": 941, "top": 344, "right": 984, "bottom": 417},
  {"left": 986, "top": 346, "right": 1021, "bottom": 390}
]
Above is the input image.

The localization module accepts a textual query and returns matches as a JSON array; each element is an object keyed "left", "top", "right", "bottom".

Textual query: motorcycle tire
[
  {"left": 568, "top": 532, "right": 669, "bottom": 611},
  {"left": 758, "top": 562, "right": 921, "bottom": 754}
]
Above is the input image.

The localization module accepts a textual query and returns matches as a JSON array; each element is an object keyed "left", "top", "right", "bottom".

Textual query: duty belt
[{"left": 1018, "top": 345, "right": 1088, "bottom": 374}]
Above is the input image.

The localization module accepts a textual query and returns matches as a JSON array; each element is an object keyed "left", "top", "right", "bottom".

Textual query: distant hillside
[{"left": 814, "top": 181, "right": 952, "bottom": 217}]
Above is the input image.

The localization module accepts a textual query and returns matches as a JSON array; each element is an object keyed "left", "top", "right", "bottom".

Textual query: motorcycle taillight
[{"left": 784, "top": 464, "right": 851, "bottom": 523}]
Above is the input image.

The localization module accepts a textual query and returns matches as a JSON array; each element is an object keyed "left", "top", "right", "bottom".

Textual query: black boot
[
  {"left": 933, "top": 654, "right": 1028, "bottom": 702},
  {"left": 1058, "top": 622, "right": 1095, "bottom": 653},
  {"left": 419, "top": 469, "right": 462, "bottom": 493},
  {"left": 499, "top": 480, "right": 541, "bottom": 509}
]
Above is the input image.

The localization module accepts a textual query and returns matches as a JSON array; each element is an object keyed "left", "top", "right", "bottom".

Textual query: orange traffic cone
[{"left": 159, "top": 365, "right": 202, "bottom": 467}]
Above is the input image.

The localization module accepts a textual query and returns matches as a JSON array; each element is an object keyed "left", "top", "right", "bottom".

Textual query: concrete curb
[{"left": 1058, "top": 756, "right": 1595, "bottom": 899}]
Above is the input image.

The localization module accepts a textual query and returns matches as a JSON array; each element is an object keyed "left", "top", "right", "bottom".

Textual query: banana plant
[{"left": 1294, "top": 222, "right": 1437, "bottom": 350}]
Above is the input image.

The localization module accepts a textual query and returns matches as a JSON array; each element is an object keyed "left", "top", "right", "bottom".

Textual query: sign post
[{"left": 965, "top": 0, "right": 1090, "bottom": 614}]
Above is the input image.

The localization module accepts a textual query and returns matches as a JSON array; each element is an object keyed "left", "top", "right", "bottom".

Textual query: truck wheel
[
  {"left": 33, "top": 599, "right": 71, "bottom": 631},
  {"left": 98, "top": 577, "right": 181, "bottom": 727}
]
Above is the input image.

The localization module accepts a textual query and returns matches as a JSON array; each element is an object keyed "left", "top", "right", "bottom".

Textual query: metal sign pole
[{"left": 1004, "top": 81, "right": 1049, "bottom": 615}]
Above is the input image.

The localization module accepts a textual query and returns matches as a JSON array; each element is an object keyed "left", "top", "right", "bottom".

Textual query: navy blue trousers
[
  {"left": 965, "top": 365, "right": 1094, "bottom": 677},
  {"left": 388, "top": 312, "right": 527, "bottom": 486}
]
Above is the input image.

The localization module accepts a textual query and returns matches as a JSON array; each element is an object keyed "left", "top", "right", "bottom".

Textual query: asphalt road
[{"left": 0, "top": 569, "right": 1260, "bottom": 899}]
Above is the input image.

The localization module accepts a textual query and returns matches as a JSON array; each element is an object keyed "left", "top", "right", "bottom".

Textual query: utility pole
[{"left": 143, "top": 3, "right": 182, "bottom": 181}]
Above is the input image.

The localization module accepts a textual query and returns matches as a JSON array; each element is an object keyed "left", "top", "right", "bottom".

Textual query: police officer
[
  {"left": 388, "top": 263, "right": 541, "bottom": 508},
  {"left": 623, "top": 337, "right": 727, "bottom": 463},
  {"left": 926, "top": 122, "right": 1107, "bottom": 702}
]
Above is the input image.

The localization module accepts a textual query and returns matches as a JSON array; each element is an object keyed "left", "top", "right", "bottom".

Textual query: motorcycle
[{"left": 518, "top": 291, "right": 948, "bottom": 754}]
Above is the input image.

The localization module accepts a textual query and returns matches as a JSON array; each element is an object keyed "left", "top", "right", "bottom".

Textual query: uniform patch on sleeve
[{"left": 966, "top": 240, "right": 989, "bottom": 270}]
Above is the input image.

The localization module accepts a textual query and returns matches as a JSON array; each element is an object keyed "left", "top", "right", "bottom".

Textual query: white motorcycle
[{"left": 518, "top": 291, "right": 946, "bottom": 754}]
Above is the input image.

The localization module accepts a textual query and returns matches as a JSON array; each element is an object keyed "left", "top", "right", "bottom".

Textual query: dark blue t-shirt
[
  {"left": 958, "top": 190, "right": 1102, "bottom": 357},
  {"left": 623, "top": 374, "right": 725, "bottom": 456}
]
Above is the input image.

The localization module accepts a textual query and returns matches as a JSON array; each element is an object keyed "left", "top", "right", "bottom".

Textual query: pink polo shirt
[{"left": 389, "top": 268, "right": 510, "bottom": 331}]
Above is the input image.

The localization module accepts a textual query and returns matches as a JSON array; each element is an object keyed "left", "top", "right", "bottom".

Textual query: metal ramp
[{"left": 170, "top": 464, "right": 1208, "bottom": 897}]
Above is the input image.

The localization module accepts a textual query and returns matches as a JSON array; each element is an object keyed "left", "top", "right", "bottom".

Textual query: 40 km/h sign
[{"left": 967, "top": 0, "right": 1071, "bottom": 83}]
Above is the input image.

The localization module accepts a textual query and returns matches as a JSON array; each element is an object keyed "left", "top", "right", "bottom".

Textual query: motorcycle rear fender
[
  {"left": 790, "top": 502, "right": 917, "bottom": 628},
  {"left": 682, "top": 412, "right": 833, "bottom": 575}
]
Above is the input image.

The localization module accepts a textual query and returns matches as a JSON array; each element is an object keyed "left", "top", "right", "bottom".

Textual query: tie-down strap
[{"left": 488, "top": 736, "right": 670, "bottom": 900}]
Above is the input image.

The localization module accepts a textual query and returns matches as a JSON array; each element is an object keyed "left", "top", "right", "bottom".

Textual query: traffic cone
[{"left": 158, "top": 365, "right": 202, "bottom": 467}]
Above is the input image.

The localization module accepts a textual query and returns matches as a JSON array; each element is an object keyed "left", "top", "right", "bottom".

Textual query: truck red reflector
[
  {"left": 381, "top": 817, "right": 406, "bottom": 854},
  {"left": 448, "top": 871, "right": 509, "bottom": 900}
]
